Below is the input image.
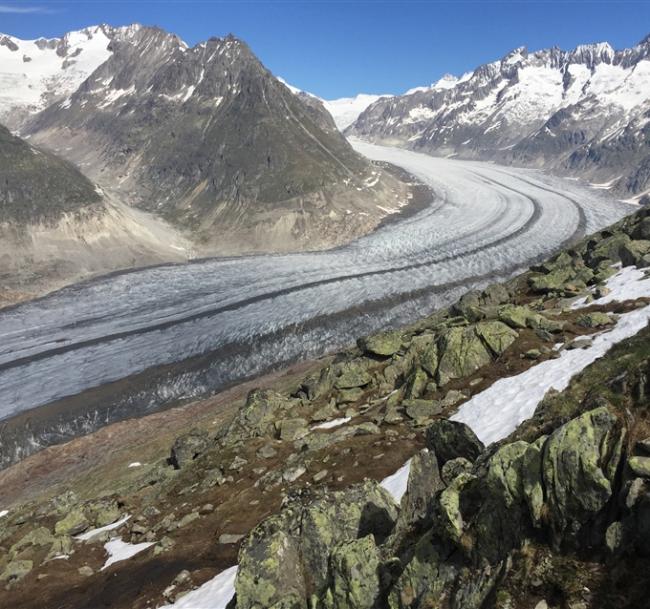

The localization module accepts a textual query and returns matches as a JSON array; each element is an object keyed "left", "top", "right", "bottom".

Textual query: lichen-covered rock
[
  {"left": 522, "top": 435, "right": 547, "bottom": 527},
  {"left": 403, "top": 399, "right": 442, "bottom": 423},
  {"left": 425, "top": 419, "right": 485, "bottom": 465},
  {"left": 358, "top": 331, "right": 403, "bottom": 357},
  {"left": 88, "top": 499, "right": 121, "bottom": 528},
  {"left": 528, "top": 267, "right": 574, "bottom": 293},
  {"left": 394, "top": 449, "right": 444, "bottom": 539},
  {"left": 323, "top": 535, "right": 380, "bottom": 609},
  {"left": 419, "top": 343, "right": 438, "bottom": 378},
  {"left": 620, "top": 240, "right": 650, "bottom": 267},
  {"left": 436, "top": 327, "right": 493, "bottom": 386},
  {"left": 236, "top": 519, "right": 305, "bottom": 608},
  {"left": 170, "top": 429, "right": 210, "bottom": 469},
  {"left": 404, "top": 367, "right": 428, "bottom": 400},
  {"left": 334, "top": 361, "right": 372, "bottom": 389},
  {"left": 387, "top": 530, "right": 457, "bottom": 609},
  {"left": 587, "top": 233, "right": 632, "bottom": 266},
  {"left": 440, "top": 457, "right": 473, "bottom": 485},
  {"left": 54, "top": 509, "right": 89, "bottom": 536},
  {"left": 301, "top": 367, "right": 335, "bottom": 401},
  {"left": 474, "top": 321, "right": 518, "bottom": 356},
  {"left": 628, "top": 456, "right": 650, "bottom": 478},
  {"left": 236, "top": 481, "right": 398, "bottom": 609},
  {"left": 451, "top": 564, "right": 503, "bottom": 609},
  {"left": 576, "top": 312, "right": 614, "bottom": 329},
  {"left": 541, "top": 407, "right": 624, "bottom": 546},
  {"left": 0, "top": 559, "right": 33, "bottom": 583},
  {"left": 9, "top": 527, "right": 55, "bottom": 556},
  {"left": 226, "top": 390, "right": 298, "bottom": 442},
  {"left": 277, "top": 418, "right": 309, "bottom": 442},
  {"left": 436, "top": 473, "right": 476, "bottom": 547},
  {"left": 631, "top": 216, "right": 650, "bottom": 239},
  {"left": 472, "top": 441, "right": 530, "bottom": 563},
  {"left": 498, "top": 305, "right": 533, "bottom": 329}
]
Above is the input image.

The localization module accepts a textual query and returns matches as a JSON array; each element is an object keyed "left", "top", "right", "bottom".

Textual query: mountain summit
[{"left": 17, "top": 25, "right": 407, "bottom": 254}]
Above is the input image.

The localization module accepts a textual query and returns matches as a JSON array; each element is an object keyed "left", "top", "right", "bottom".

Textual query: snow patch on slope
[
  {"left": 101, "top": 538, "right": 154, "bottom": 570},
  {"left": 159, "top": 565, "right": 238, "bottom": 609},
  {"left": 381, "top": 264, "right": 650, "bottom": 501}
]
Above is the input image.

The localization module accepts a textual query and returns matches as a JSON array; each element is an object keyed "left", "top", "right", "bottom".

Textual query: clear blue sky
[{"left": 1, "top": 0, "right": 649, "bottom": 98}]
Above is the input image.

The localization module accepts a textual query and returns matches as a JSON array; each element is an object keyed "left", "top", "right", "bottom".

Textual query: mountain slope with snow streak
[{"left": 349, "top": 35, "right": 650, "bottom": 197}]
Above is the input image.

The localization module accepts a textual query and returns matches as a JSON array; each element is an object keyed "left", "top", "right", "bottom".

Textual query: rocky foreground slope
[
  {"left": 349, "top": 35, "right": 650, "bottom": 200},
  {"left": 0, "top": 208, "right": 649, "bottom": 608}
]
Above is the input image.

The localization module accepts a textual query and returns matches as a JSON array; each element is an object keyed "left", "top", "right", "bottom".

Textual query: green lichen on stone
[
  {"left": 436, "top": 327, "right": 493, "bottom": 386},
  {"left": 358, "top": 331, "right": 403, "bottom": 357}
]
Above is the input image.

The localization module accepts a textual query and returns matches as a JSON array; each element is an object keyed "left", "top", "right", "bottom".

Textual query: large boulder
[
  {"left": 425, "top": 419, "right": 485, "bottom": 465},
  {"left": 387, "top": 530, "right": 457, "bottom": 609},
  {"left": 474, "top": 321, "right": 518, "bottom": 356},
  {"left": 587, "top": 233, "right": 632, "bottom": 266},
  {"left": 323, "top": 536, "right": 381, "bottom": 609},
  {"left": 632, "top": 217, "right": 650, "bottom": 240},
  {"left": 54, "top": 510, "right": 89, "bottom": 536},
  {"left": 236, "top": 481, "right": 398, "bottom": 609},
  {"left": 436, "top": 327, "right": 493, "bottom": 386},
  {"left": 528, "top": 267, "right": 574, "bottom": 294},
  {"left": 392, "top": 449, "right": 444, "bottom": 544},
  {"left": 334, "top": 361, "right": 372, "bottom": 389},
  {"left": 472, "top": 441, "right": 531, "bottom": 563},
  {"left": 170, "top": 429, "right": 210, "bottom": 469},
  {"left": 540, "top": 407, "right": 624, "bottom": 547},
  {"left": 358, "top": 330, "right": 403, "bottom": 357},
  {"left": 226, "top": 389, "right": 299, "bottom": 442},
  {"left": 620, "top": 240, "right": 650, "bottom": 267}
]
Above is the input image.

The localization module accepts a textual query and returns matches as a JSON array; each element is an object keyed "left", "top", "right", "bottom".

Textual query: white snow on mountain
[
  {"left": 350, "top": 36, "right": 650, "bottom": 196},
  {"left": 323, "top": 93, "right": 392, "bottom": 130},
  {"left": 0, "top": 25, "right": 113, "bottom": 126},
  {"left": 405, "top": 71, "right": 473, "bottom": 95},
  {"left": 276, "top": 76, "right": 304, "bottom": 95}
]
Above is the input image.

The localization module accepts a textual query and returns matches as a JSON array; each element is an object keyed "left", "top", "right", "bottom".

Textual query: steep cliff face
[{"left": 349, "top": 36, "right": 650, "bottom": 199}]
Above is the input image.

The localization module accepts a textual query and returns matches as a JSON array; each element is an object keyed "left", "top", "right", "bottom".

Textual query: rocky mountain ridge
[
  {"left": 349, "top": 35, "right": 650, "bottom": 200},
  {"left": 17, "top": 24, "right": 407, "bottom": 254}
]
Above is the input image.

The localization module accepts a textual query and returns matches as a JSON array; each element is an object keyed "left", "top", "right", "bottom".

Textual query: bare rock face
[
  {"left": 235, "top": 481, "right": 398, "bottom": 609},
  {"left": 24, "top": 26, "right": 406, "bottom": 255}
]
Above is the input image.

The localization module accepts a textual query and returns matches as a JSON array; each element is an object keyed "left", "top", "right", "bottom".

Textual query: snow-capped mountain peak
[
  {"left": 349, "top": 34, "right": 650, "bottom": 197},
  {"left": 0, "top": 25, "right": 114, "bottom": 127},
  {"left": 323, "top": 93, "right": 393, "bottom": 130}
]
